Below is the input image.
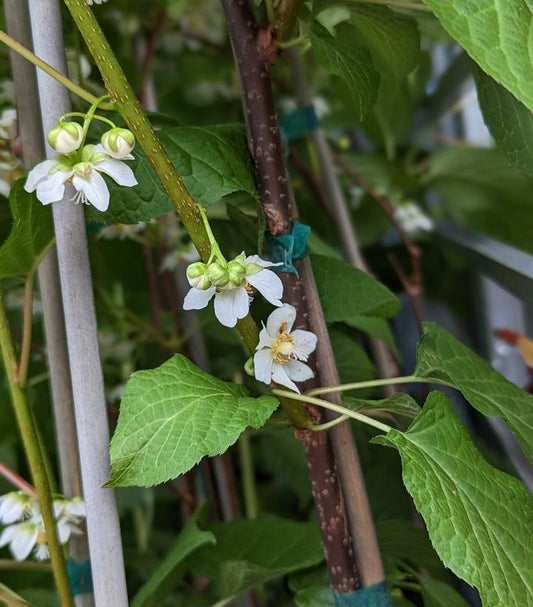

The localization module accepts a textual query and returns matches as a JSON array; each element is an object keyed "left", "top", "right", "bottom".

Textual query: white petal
[
  {"left": 57, "top": 519, "right": 71, "bottom": 544},
  {"left": 65, "top": 499, "right": 86, "bottom": 518},
  {"left": 183, "top": 286, "right": 215, "bottom": 310},
  {"left": 24, "top": 160, "right": 55, "bottom": 192},
  {"left": 35, "top": 170, "right": 69, "bottom": 205},
  {"left": 214, "top": 287, "right": 249, "bottom": 328},
  {"left": 73, "top": 171, "right": 110, "bottom": 212},
  {"left": 284, "top": 360, "right": 314, "bottom": 383},
  {"left": 0, "top": 523, "right": 19, "bottom": 547},
  {"left": 10, "top": 525, "right": 38, "bottom": 561},
  {"left": 253, "top": 348, "right": 274, "bottom": 385},
  {"left": 266, "top": 304, "right": 296, "bottom": 337},
  {"left": 96, "top": 158, "right": 137, "bottom": 187},
  {"left": 244, "top": 254, "right": 280, "bottom": 268},
  {"left": 34, "top": 542, "right": 50, "bottom": 561},
  {"left": 257, "top": 325, "right": 275, "bottom": 350},
  {"left": 291, "top": 330, "right": 318, "bottom": 361},
  {"left": 0, "top": 495, "right": 25, "bottom": 524},
  {"left": 246, "top": 269, "right": 283, "bottom": 306},
  {"left": 271, "top": 363, "right": 299, "bottom": 392}
]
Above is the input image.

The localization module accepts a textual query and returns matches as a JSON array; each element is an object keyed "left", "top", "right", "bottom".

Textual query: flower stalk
[{"left": 0, "top": 285, "right": 74, "bottom": 606}]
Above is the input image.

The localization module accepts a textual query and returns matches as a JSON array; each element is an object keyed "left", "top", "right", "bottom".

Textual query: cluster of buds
[
  {"left": 47, "top": 121, "right": 135, "bottom": 160},
  {"left": 186, "top": 253, "right": 264, "bottom": 292}
]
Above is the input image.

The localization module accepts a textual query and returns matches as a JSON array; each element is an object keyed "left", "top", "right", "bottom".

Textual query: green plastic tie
[
  {"left": 67, "top": 558, "right": 93, "bottom": 596},
  {"left": 281, "top": 105, "right": 320, "bottom": 142},
  {"left": 266, "top": 221, "right": 311, "bottom": 274},
  {"left": 334, "top": 581, "right": 392, "bottom": 607}
]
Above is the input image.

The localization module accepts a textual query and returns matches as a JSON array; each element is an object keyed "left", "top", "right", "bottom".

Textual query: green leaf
[
  {"left": 421, "top": 0, "right": 533, "bottom": 112},
  {"left": 88, "top": 124, "right": 257, "bottom": 225},
  {"left": 345, "top": 316, "right": 398, "bottom": 354},
  {"left": 343, "top": 393, "right": 420, "bottom": 424},
  {"left": 107, "top": 355, "right": 278, "bottom": 486},
  {"left": 420, "top": 579, "right": 469, "bottom": 607},
  {"left": 190, "top": 517, "right": 324, "bottom": 598},
  {"left": 0, "top": 179, "right": 54, "bottom": 278},
  {"left": 348, "top": 7, "right": 420, "bottom": 80},
  {"left": 474, "top": 66, "right": 533, "bottom": 177},
  {"left": 131, "top": 506, "right": 215, "bottom": 607},
  {"left": 312, "top": 254, "right": 401, "bottom": 321},
  {"left": 309, "top": 23, "right": 379, "bottom": 120},
  {"left": 295, "top": 586, "right": 335, "bottom": 607},
  {"left": 375, "top": 391, "right": 533, "bottom": 606},
  {"left": 415, "top": 321, "right": 533, "bottom": 462},
  {"left": 426, "top": 147, "right": 533, "bottom": 253},
  {"left": 330, "top": 328, "right": 375, "bottom": 386}
]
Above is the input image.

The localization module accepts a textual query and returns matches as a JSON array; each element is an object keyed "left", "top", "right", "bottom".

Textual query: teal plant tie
[
  {"left": 67, "top": 558, "right": 93, "bottom": 596},
  {"left": 334, "top": 581, "right": 392, "bottom": 607},
  {"left": 281, "top": 105, "right": 320, "bottom": 142},
  {"left": 266, "top": 221, "right": 311, "bottom": 274}
]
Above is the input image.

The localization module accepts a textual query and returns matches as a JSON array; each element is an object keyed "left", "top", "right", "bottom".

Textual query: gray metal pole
[
  {"left": 4, "top": 3, "right": 94, "bottom": 605},
  {"left": 27, "top": 1, "right": 128, "bottom": 604}
]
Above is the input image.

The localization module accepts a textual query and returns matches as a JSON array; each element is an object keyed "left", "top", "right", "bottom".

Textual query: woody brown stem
[{"left": 220, "top": 0, "right": 359, "bottom": 593}]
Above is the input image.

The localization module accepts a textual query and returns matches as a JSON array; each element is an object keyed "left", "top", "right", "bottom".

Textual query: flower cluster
[
  {"left": 0, "top": 108, "right": 24, "bottom": 198},
  {"left": 24, "top": 109, "right": 137, "bottom": 212},
  {"left": 394, "top": 201, "right": 433, "bottom": 236},
  {"left": 0, "top": 492, "right": 86, "bottom": 561},
  {"left": 184, "top": 252, "right": 283, "bottom": 328}
]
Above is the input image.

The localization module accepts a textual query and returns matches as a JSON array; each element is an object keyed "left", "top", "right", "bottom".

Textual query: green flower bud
[
  {"left": 206, "top": 262, "right": 230, "bottom": 287},
  {"left": 47, "top": 122, "right": 84, "bottom": 154},
  {"left": 101, "top": 127, "right": 135, "bottom": 159},
  {"left": 227, "top": 259, "right": 246, "bottom": 286},
  {"left": 244, "top": 262, "right": 263, "bottom": 276},
  {"left": 73, "top": 161, "right": 92, "bottom": 178},
  {"left": 187, "top": 262, "right": 211, "bottom": 290}
]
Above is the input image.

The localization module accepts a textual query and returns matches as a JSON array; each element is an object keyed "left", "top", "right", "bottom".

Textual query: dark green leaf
[
  {"left": 420, "top": 579, "right": 469, "bottom": 607},
  {"left": 107, "top": 355, "right": 278, "bottom": 486},
  {"left": 375, "top": 391, "right": 533, "bottom": 606},
  {"left": 0, "top": 179, "right": 54, "bottom": 278},
  {"left": 88, "top": 124, "right": 257, "bottom": 225},
  {"left": 343, "top": 393, "right": 420, "bottom": 423},
  {"left": 309, "top": 23, "right": 379, "bottom": 120},
  {"left": 474, "top": 66, "right": 533, "bottom": 177},
  {"left": 415, "top": 322, "right": 533, "bottom": 462},
  {"left": 131, "top": 506, "right": 215, "bottom": 607},
  {"left": 295, "top": 586, "right": 335, "bottom": 607},
  {"left": 421, "top": 0, "right": 533, "bottom": 112},
  {"left": 312, "top": 254, "right": 401, "bottom": 321}
]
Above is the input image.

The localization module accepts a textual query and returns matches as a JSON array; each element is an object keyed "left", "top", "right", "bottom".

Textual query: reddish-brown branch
[
  {"left": 220, "top": 0, "right": 359, "bottom": 593},
  {"left": 333, "top": 153, "right": 424, "bottom": 330},
  {"left": 0, "top": 463, "right": 36, "bottom": 496}
]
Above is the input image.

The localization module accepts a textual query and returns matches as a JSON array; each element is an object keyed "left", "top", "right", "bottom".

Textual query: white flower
[
  {"left": 254, "top": 304, "right": 317, "bottom": 392},
  {"left": 183, "top": 253, "right": 283, "bottom": 328},
  {"left": 86, "top": 0, "right": 108, "bottom": 4},
  {"left": 0, "top": 492, "right": 32, "bottom": 524},
  {"left": 24, "top": 143, "right": 137, "bottom": 212},
  {"left": 0, "top": 494, "right": 86, "bottom": 561},
  {"left": 0, "top": 108, "right": 17, "bottom": 141},
  {"left": 394, "top": 201, "right": 433, "bottom": 236},
  {"left": 0, "top": 151, "right": 24, "bottom": 198}
]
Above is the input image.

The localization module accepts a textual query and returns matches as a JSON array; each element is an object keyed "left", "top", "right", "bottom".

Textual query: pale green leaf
[
  {"left": 374, "top": 391, "right": 533, "bottom": 606},
  {"left": 421, "top": 0, "right": 533, "bottom": 112},
  {"left": 87, "top": 124, "right": 257, "bottom": 225},
  {"left": 415, "top": 321, "right": 533, "bottom": 462},
  {"left": 312, "top": 254, "right": 401, "bottom": 321},
  {"left": 131, "top": 506, "right": 215, "bottom": 607},
  {"left": 348, "top": 7, "right": 420, "bottom": 79},
  {"left": 343, "top": 393, "right": 420, "bottom": 423},
  {"left": 295, "top": 586, "right": 335, "bottom": 607},
  {"left": 474, "top": 66, "right": 533, "bottom": 177},
  {"left": 107, "top": 355, "right": 278, "bottom": 486},
  {"left": 309, "top": 23, "right": 379, "bottom": 120},
  {"left": 421, "top": 579, "right": 469, "bottom": 607},
  {"left": 0, "top": 179, "right": 54, "bottom": 278}
]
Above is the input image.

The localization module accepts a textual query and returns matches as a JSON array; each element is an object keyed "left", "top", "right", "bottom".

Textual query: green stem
[
  {"left": 63, "top": 0, "right": 259, "bottom": 353},
  {"left": 18, "top": 270, "right": 34, "bottom": 390},
  {"left": 0, "top": 285, "right": 74, "bottom": 607},
  {"left": 305, "top": 374, "right": 453, "bottom": 397},
  {"left": 395, "top": 580, "right": 422, "bottom": 592},
  {"left": 272, "top": 389, "right": 393, "bottom": 434},
  {"left": 239, "top": 430, "right": 258, "bottom": 519},
  {"left": 265, "top": 0, "right": 275, "bottom": 24},
  {"left": 0, "top": 30, "right": 114, "bottom": 109},
  {"left": 308, "top": 414, "right": 350, "bottom": 432},
  {"left": 80, "top": 94, "right": 111, "bottom": 142},
  {"left": 198, "top": 205, "right": 226, "bottom": 264},
  {"left": 61, "top": 111, "right": 116, "bottom": 130},
  {"left": 0, "top": 559, "right": 52, "bottom": 572},
  {"left": 277, "top": 33, "right": 307, "bottom": 49}
]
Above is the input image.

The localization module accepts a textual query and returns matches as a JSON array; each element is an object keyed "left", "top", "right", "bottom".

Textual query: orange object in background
[{"left": 495, "top": 329, "right": 533, "bottom": 369}]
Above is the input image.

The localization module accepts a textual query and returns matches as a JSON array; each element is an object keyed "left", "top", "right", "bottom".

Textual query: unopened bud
[
  {"left": 244, "top": 262, "right": 263, "bottom": 276},
  {"left": 187, "top": 262, "right": 211, "bottom": 290},
  {"left": 227, "top": 259, "right": 246, "bottom": 286},
  {"left": 47, "top": 122, "right": 84, "bottom": 153},
  {"left": 206, "top": 262, "right": 229, "bottom": 287},
  {"left": 101, "top": 128, "right": 135, "bottom": 159}
]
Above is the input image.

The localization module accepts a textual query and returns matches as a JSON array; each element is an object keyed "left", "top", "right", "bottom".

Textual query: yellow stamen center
[{"left": 272, "top": 332, "right": 295, "bottom": 364}]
